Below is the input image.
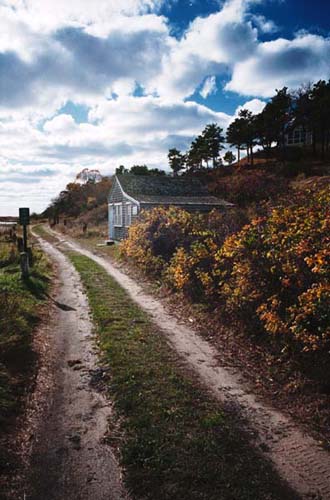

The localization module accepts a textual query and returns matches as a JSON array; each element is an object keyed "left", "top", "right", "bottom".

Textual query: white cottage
[{"left": 108, "top": 174, "right": 233, "bottom": 241}]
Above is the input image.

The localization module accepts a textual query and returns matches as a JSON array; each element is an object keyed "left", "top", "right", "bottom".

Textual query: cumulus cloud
[
  {"left": 0, "top": 95, "right": 232, "bottom": 214},
  {"left": 0, "top": 20, "right": 170, "bottom": 113},
  {"left": 0, "top": 0, "right": 329, "bottom": 214},
  {"left": 234, "top": 98, "right": 266, "bottom": 116},
  {"left": 150, "top": 0, "right": 258, "bottom": 98},
  {"left": 0, "top": 0, "right": 167, "bottom": 33},
  {"left": 226, "top": 34, "right": 330, "bottom": 97}
]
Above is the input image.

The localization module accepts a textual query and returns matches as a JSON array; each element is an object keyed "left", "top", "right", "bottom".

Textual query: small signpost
[
  {"left": 19, "top": 207, "right": 30, "bottom": 278},
  {"left": 19, "top": 208, "right": 30, "bottom": 251}
]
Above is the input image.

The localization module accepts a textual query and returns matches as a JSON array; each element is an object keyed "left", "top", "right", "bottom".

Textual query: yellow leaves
[
  {"left": 287, "top": 284, "right": 330, "bottom": 351},
  {"left": 121, "top": 184, "right": 330, "bottom": 356},
  {"left": 166, "top": 247, "right": 191, "bottom": 290},
  {"left": 304, "top": 248, "right": 330, "bottom": 275}
]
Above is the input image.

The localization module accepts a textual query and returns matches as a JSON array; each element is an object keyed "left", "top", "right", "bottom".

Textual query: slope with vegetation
[
  {"left": 43, "top": 175, "right": 112, "bottom": 224},
  {"left": 169, "top": 80, "right": 330, "bottom": 172},
  {"left": 0, "top": 229, "right": 50, "bottom": 490},
  {"left": 44, "top": 80, "right": 330, "bottom": 233},
  {"left": 120, "top": 180, "right": 330, "bottom": 384}
]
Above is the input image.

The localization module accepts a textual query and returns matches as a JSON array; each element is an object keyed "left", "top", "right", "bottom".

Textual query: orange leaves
[
  {"left": 304, "top": 248, "right": 330, "bottom": 275},
  {"left": 121, "top": 183, "right": 330, "bottom": 358},
  {"left": 288, "top": 284, "right": 330, "bottom": 352}
]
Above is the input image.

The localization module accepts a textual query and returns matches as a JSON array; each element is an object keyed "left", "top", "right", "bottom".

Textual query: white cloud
[
  {"left": 149, "top": 0, "right": 258, "bottom": 99},
  {"left": 226, "top": 34, "right": 330, "bottom": 97},
  {"left": 0, "top": 96, "right": 232, "bottom": 214},
  {"left": 200, "top": 76, "right": 217, "bottom": 99},
  {"left": 0, "top": 0, "right": 166, "bottom": 33},
  {"left": 250, "top": 14, "right": 278, "bottom": 34},
  {"left": 235, "top": 98, "right": 266, "bottom": 116},
  {"left": 0, "top": 0, "right": 329, "bottom": 214},
  {"left": 44, "top": 114, "right": 78, "bottom": 134}
]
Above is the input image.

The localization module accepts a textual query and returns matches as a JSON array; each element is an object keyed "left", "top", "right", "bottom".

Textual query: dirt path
[
  {"left": 24, "top": 235, "right": 129, "bottom": 500},
  {"left": 45, "top": 227, "right": 330, "bottom": 500}
]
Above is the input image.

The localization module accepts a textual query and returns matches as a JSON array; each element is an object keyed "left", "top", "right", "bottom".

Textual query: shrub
[
  {"left": 214, "top": 185, "right": 330, "bottom": 358},
  {"left": 121, "top": 206, "right": 247, "bottom": 296},
  {"left": 121, "top": 183, "right": 330, "bottom": 369},
  {"left": 120, "top": 207, "right": 205, "bottom": 276}
]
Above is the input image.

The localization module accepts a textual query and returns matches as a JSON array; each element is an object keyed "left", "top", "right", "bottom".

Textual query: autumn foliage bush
[
  {"left": 120, "top": 206, "right": 247, "bottom": 296},
  {"left": 218, "top": 187, "right": 329, "bottom": 351},
  {"left": 120, "top": 184, "right": 330, "bottom": 368}
]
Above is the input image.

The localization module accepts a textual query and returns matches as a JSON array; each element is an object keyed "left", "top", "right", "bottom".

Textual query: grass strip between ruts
[{"left": 69, "top": 252, "right": 297, "bottom": 500}]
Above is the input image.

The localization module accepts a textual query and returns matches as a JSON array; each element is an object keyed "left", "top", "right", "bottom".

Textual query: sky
[{"left": 0, "top": 0, "right": 329, "bottom": 215}]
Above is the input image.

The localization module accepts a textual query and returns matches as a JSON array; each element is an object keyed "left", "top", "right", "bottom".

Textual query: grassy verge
[
  {"left": 0, "top": 239, "right": 51, "bottom": 428},
  {"left": 69, "top": 252, "right": 297, "bottom": 500}
]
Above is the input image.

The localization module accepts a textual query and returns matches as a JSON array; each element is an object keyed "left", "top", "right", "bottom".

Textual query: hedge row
[{"left": 120, "top": 185, "right": 330, "bottom": 368}]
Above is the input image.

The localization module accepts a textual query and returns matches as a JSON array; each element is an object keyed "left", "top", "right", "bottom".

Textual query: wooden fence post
[
  {"left": 20, "top": 252, "right": 29, "bottom": 279},
  {"left": 27, "top": 247, "right": 33, "bottom": 267},
  {"left": 17, "top": 237, "right": 23, "bottom": 252}
]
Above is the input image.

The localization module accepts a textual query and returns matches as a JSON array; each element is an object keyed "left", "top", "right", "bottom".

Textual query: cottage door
[{"left": 108, "top": 204, "right": 115, "bottom": 239}]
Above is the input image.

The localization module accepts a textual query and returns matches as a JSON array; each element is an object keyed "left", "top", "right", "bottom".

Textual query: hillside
[
  {"left": 44, "top": 156, "right": 329, "bottom": 238},
  {"left": 43, "top": 175, "right": 112, "bottom": 223}
]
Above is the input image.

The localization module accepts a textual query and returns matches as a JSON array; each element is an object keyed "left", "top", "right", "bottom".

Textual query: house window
[
  {"left": 114, "top": 203, "right": 122, "bottom": 226},
  {"left": 287, "top": 127, "right": 306, "bottom": 146},
  {"left": 126, "top": 203, "right": 132, "bottom": 227},
  {"left": 132, "top": 205, "right": 138, "bottom": 216}
]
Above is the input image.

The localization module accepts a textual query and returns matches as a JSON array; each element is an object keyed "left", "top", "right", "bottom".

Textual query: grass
[
  {"left": 0, "top": 233, "right": 51, "bottom": 498},
  {"left": 69, "top": 252, "right": 297, "bottom": 500},
  {"left": 0, "top": 238, "right": 51, "bottom": 427}
]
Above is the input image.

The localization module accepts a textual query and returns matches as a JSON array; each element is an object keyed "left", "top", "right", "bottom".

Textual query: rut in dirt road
[
  {"left": 45, "top": 227, "right": 330, "bottom": 500},
  {"left": 26, "top": 236, "right": 128, "bottom": 500}
]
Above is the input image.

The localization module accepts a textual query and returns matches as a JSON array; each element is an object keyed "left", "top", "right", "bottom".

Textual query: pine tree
[{"left": 168, "top": 148, "right": 186, "bottom": 175}]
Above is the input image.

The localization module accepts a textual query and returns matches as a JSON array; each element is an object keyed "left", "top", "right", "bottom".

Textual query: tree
[
  {"left": 168, "top": 148, "right": 186, "bottom": 176},
  {"left": 226, "top": 117, "right": 246, "bottom": 163},
  {"left": 223, "top": 151, "right": 236, "bottom": 165},
  {"left": 129, "top": 165, "right": 150, "bottom": 175},
  {"left": 148, "top": 168, "right": 166, "bottom": 176},
  {"left": 310, "top": 80, "right": 330, "bottom": 158},
  {"left": 185, "top": 123, "right": 225, "bottom": 173},
  {"left": 185, "top": 137, "right": 204, "bottom": 172},
  {"left": 238, "top": 109, "right": 257, "bottom": 165},
  {"left": 201, "top": 123, "right": 225, "bottom": 168},
  {"left": 254, "top": 108, "right": 277, "bottom": 152},
  {"left": 266, "top": 87, "right": 292, "bottom": 151},
  {"left": 116, "top": 165, "right": 128, "bottom": 175}
]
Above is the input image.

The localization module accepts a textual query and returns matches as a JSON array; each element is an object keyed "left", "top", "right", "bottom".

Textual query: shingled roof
[{"left": 115, "top": 174, "right": 233, "bottom": 207}]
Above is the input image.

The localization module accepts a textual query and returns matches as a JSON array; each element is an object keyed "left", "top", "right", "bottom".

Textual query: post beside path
[
  {"left": 19, "top": 207, "right": 31, "bottom": 278},
  {"left": 20, "top": 252, "right": 29, "bottom": 279}
]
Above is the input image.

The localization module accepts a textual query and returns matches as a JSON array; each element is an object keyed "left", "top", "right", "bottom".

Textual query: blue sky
[{"left": 0, "top": 0, "right": 329, "bottom": 214}]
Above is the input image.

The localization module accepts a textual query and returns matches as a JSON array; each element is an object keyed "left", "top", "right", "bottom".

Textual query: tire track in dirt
[
  {"left": 26, "top": 234, "right": 129, "bottom": 500},
  {"left": 47, "top": 227, "right": 330, "bottom": 500}
]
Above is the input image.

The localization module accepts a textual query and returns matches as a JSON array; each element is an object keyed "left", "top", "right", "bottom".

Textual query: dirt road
[
  {"left": 23, "top": 235, "right": 128, "bottom": 500},
  {"left": 44, "top": 227, "right": 330, "bottom": 500}
]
